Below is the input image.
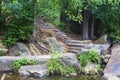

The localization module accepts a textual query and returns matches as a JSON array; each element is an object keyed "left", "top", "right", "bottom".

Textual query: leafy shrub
[
  {"left": 88, "top": 50, "right": 100, "bottom": 63},
  {"left": 11, "top": 58, "right": 39, "bottom": 71},
  {"left": 47, "top": 54, "right": 76, "bottom": 75},
  {"left": 1, "top": 1, "right": 34, "bottom": 47},
  {"left": 78, "top": 50, "right": 100, "bottom": 67},
  {"left": 2, "top": 37, "right": 18, "bottom": 47},
  {"left": 2, "top": 25, "right": 34, "bottom": 47},
  {"left": 109, "top": 26, "right": 120, "bottom": 44},
  {"left": 0, "top": 50, "right": 6, "bottom": 56},
  {"left": 38, "top": 0, "right": 61, "bottom": 26},
  {"left": 78, "top": 53, "right": 89, "bottom": 67}
]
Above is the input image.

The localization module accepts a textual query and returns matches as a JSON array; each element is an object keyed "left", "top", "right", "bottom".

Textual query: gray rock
[
  {"left": 61, "top": 53, "right": 81, "bottom": 69},
  {"left": 104, "top": 43, "right": 120, "bottom": 78},
  {"left": 0, "top": 56, "right": 51, "bottom": 71},
  {"left": 68, "top": 50, "right": 80, "bottom": 54},
  {"left": 66, "top": 40, "right": 92, "bottom": 44},
  {"left": 101, "top": 54, "right": 111, "bottom": 64},
  {"left": 8, "top": 46, "right": 19, "bottom": 56},
  {"left": 94, "top": 34, "right": 108, "bottom": 44},
  {"left": 102, "top": 73, "right": 120, "bottom": 80},
  {"left": 8, "top": 42, "right": 31, "bottom": 56},
  {"left": 103, "top": 58, "right": 109, "bottom": 64},
  {"left": 92, "top": 43, "right": 110, "bottom": 55},
  {"left": 19, "top": 64, "right": 48, "bottom": 78},
  {"left": 84, "top": 62, "right": 98, "bottom": 75},
  {"left": 69, "top": 73, "right": 77, "bottom": 76},
  {"left": 0, "top": 53, "right": 78, "bottom": 72},
  {"left": 46, "top": 37, "right": 66, "bottom": 53},
  {"left": 66, "top": 43, "right": 89, "bottom": 47},
  {"left": 17, "top": 42, "right": 31, "bottom": 56}
]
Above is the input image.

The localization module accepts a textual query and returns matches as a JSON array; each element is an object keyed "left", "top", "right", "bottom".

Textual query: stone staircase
[
  {"left": 65, "top": 39, "right": 92, "bottom": 54},
  {"left": 50, "top": 27, "right": 92, "bottom": 54},
  {"left": 33, "top": 21, "right": 110, "bottom": 56},
  {"left": 37, "top": 22, "right": 94, "bottom": 55}
]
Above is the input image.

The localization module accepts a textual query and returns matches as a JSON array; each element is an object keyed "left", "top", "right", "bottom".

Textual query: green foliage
[
  {"left": 90, "top": 1, "right": 120, "bottom": 43},
  {"left": 88, "top": 50, "right": 100, "bottom": 63},
  {"left": 0, "top": 50, "right": 6, "bottom": 56},
  {"left": 12, "top": 60, "right": 21, "bottom": 71},
  {"left": 64, "top": 0, "right": 83, "bottom": 23},
  {"left": 2, "top": 25, "right": 34, "bottom": 47},
  {"left": 78, "top": 50, "right": 100, "bottom": 67},
  {"left": 97, "top": 64, "right": 103, "bottom": 74},
  {"left": 108, "top": 24, "right": 120, "bottom": 44},
  {"left": 47, "top": 54, "right": 76, "bottom": 75},
  {"left": 37, "top": 0, "right": 61, "bottom": 26},
  {"left": 78, "top": 53, "right": 89, "bottom": 67},
  {"left": 12, "top": 58, "right": 39, "bottom": 72},
  {"left": 2, "top": 36, "right": 18, "bottom": 47},
  {"left": 47, "top": 45, "right": 76, "bottom": 75},
  {"left": 0, "top": 0, "right": 34, "bottom": 47}
]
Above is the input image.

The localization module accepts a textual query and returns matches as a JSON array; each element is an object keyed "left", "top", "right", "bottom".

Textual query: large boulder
[
  {"left": 46, "top": 37, "right": 67, "bottom": 53},
  {"left": 8, "top": 45, "right": 19, "bottom": 56},
  {"left": 84, "top": 62, "right": 98, "bottom": 75},
  {"left": 17, "top": 42, "right": 31, "bottom": 56},
  {"left": 102, "top": 73, "right": 120, "bottom": 80},
  {"left": 94, "top": 34, "right": 108, "bottom": 44},
  {"left": 18, "top": 64, "right": 48, "bottom": 78},
  {"left": 103, "top": 43, "right": 120, "bottom": 79},
  {"left": 8, "top": 42, "right": 31, "bottom": 56},
  {"left": 61, "top": 53, "right": 81, "bottom": 69},
  {"left": 92, "top": 43, "right": 110, "bottom": 55},
  {"left": 18, "top": 53, "right": 80, "bottom": 77},
  {"left": 77, "top": 43, "right": 110, "bottom": 56},
  {"left": 0, "top": 53, "right": 79, "bottom": 72},
  {"left": 0, "top": 56, "right": 50, "bottom": 71}
]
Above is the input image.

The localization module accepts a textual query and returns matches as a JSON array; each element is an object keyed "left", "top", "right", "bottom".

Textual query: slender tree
[{"left": 33, "top": 0, "right": 37, "bottom": 41}]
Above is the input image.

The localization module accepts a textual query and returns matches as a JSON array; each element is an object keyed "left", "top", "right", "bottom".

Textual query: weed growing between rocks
[
  {"left": 78, "top": 49, "right": 102, "bottom": 74},
  {"left": 11, "top": 58, "right": 39, "bottom": 72},
  {"left": 78, "top": 52, "right": 89, "bottom": 67},
  {"left": 0, "top": 50, "right": 6, "bottom": 56},
  {"left": 88, "top": 50, "right": 100, "bottom": 63},
  {"left": 47, "top": 54, "right": 76, "bottom": 75}
]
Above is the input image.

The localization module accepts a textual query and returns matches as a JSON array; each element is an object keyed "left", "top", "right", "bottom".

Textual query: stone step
[
  {"left": 68, "top": 50, "right": 79, "bottom": 53},
  {"left": 0, "top": 53, "right": 79, "bottom": 71},
  {"left": 66, "top": 43, "right": 88, "bottom": 47},
  {"left": 69, "top": 47, "right": 81, "bottom": 50},
  {"left": 19, "top": 64, "right": 48, "bottom": 78},
  {"left": 66, "top": 40, "right": 92, "bottom": 44},
  {"left": 66, "top": 40, "right": 84, "bottom": 44}
]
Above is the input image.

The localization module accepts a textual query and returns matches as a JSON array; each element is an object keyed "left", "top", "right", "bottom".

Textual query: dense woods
[
  {"left": 0, "top": 0, "right": 120, "bottom": 47},
  {"left": 0, "top": 1, "right": 120, "bottom": 79}
]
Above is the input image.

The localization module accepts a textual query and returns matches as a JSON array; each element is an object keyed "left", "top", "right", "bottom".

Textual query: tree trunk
[
  {"left": 0, "top": 1, "right": 2, "bottom": 22},
  {"left": 33, "top": 0, "right": 37, "bottom": 42},
  {"left": 91, "top": 17, "right": 94, "bottom": 39},
  {"left": 94, "top": 19, "right": 101, "bottom": 38},
  {"left": 82, "top": 10, "right": 89, "bottom": 40}
]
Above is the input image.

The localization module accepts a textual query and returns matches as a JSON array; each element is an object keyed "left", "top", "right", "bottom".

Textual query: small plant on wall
[
  {"left": 78, "top": 53, "right": 89, "bottom": 67},
  {"left": 0, "top": 50, "right": 6, "bottom": 56},
  {"left": 88, "top": 50, "right": 100, "bottom": 63},
  {"left": 78, "top": 50, "right": 101, "bottom": 74},
  {"left": 47, "top": 54, "right": 76, "bottom": 75},
  {"left": 11, "top": 58, "right": 39, "bottom": 72}
]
